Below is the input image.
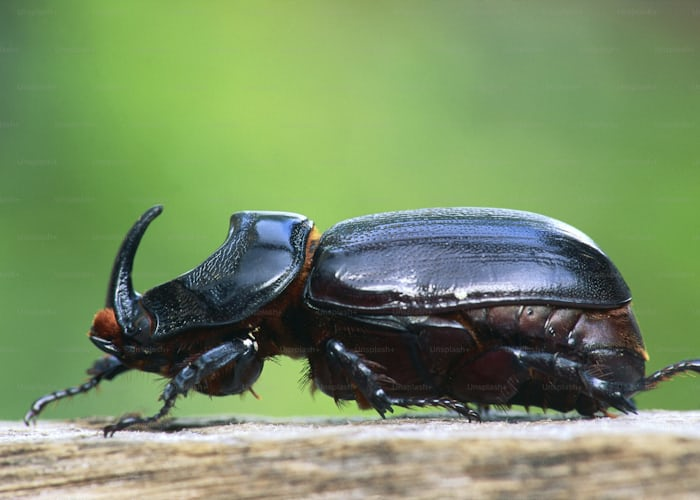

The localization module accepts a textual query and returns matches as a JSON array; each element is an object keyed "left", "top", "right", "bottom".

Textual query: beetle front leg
[
  {"left": 25, "top": 355, "right": 129, "bottom": 425},
  {"left": 103, "top": 336, "right": 258, "bottom": 436},
  {"left": 324, "top": 339, "right": 479, "bottom": 420}
]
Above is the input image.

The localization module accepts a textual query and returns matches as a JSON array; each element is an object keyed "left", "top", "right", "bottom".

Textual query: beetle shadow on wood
[{"left": 77, "top": 409, "right": 584, "bottom": 433}]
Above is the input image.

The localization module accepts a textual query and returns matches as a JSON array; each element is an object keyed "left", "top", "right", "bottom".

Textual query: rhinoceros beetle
[{"left": 25, "top": 205, "right": 700, "bottom": 435}]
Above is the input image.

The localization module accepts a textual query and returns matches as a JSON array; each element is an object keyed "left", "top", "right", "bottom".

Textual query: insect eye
[{"left": 124, "top": 309, "right": 153, "bottom": 338}]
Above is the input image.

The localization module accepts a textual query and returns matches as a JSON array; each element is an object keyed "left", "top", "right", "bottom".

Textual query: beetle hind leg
[
  {"left": 502, "top": 347, "right": 638, "bottom": 415},
  {"left": 577, "top": 369, "right": 637, "bottom": 414},
  {"left": 641, "top": 359, "right": 700, "bottom": 389}
]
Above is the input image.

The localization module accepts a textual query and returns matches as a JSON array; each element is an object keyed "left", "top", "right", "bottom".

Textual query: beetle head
[{"left": 89, "top": 206, "right": 162, "bottom": 358}]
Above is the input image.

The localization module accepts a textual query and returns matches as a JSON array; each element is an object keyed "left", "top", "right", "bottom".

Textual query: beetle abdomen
[
  {"left": 464, "top": 304, "right": 647, "bottom": 360},
  {"left": 306, "top": 208, "right": 631, "bottom": 314}
]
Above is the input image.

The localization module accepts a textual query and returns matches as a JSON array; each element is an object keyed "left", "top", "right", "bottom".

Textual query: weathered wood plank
[{"left": 3, "top": 411, "right": 700, "bottom": 499}]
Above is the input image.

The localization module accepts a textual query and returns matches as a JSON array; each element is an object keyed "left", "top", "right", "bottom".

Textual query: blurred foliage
[{"left": 1, "top": 1, "right": 699, "bottom": 421}]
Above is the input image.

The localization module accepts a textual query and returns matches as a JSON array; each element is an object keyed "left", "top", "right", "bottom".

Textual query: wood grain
[{"left": 3, "top": 411, "right": 700, "bottom": 499}]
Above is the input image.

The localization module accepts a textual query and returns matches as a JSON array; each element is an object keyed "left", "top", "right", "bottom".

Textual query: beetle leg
[
  {"left": 325, "top": 339, "right": 480, "bottom": 420},
  {"left": 103, "top": 337, "right": 258, "bottom": 436},
  {"left": 502, "top": 347, "right": 637, "bottom": 414},
  {"left": 24, "top": 355, "right": 129, "bottom": 425},
  {"left": 325, "top": 339, "right": 395, "bottom": 417},
  {"left": 577, "top": 371, "right": 637, "bottom": 414},
  {"left": 640, "top": 359, "right": 700, "bottom": 392},
  {"left": 386, "top": 396, "right": 481, "bottom": 421}
]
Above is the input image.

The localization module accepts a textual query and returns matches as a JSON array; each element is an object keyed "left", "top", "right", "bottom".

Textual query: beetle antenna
[
  {"left": 640, "top": 359, "right": 700, "bottom": 392},
  {"left": 107, "top": 205, "right": 163, "bottom": 333}
]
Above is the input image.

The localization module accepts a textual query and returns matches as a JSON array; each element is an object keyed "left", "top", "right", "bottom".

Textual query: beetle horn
[{"left": 106, "top": 205, "right": 163, "bottom": 332}]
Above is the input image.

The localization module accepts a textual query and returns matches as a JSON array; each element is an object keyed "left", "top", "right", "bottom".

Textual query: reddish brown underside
[{"left": 90, "top": 308, "right": 121, "bottom": 343}]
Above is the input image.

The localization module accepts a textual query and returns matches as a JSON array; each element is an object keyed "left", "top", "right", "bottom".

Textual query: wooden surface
[{"left": 3, "top": 411, "right": 700, "bottom": 499}]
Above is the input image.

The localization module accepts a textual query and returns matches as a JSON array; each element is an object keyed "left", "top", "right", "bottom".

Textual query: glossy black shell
[
  {"left": 142, "top": 211, "right": 313, "bottom": 339},
  {"left": 305, "top": 208, "right": 631, "bottom": 314}
]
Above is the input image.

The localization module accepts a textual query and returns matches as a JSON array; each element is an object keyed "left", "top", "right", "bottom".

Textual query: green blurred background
[{"left": 2, "top": 1, "right": 699, "bottom": 422}]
